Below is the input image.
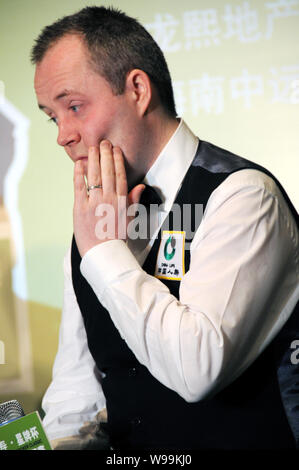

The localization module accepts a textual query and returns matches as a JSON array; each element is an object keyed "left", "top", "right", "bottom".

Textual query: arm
[
  {"left": 80, "top": 169, "right": 299, "bottom": 402},
  {"left": 42, "top": 248, "right": 106, "bottom": 441}
]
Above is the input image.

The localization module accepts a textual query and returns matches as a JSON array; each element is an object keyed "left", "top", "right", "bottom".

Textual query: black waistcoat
[{"left": 71, "top": 140, "right": 298, "bottom": 450}]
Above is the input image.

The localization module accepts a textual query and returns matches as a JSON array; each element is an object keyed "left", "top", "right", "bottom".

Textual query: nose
[{"left": 57, "top": 120, "right": 80, "bottom": 147}]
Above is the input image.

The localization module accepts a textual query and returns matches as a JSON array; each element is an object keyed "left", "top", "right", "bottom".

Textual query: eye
[
  {"left": 48, "top": 116, "right": 58, "bottom": 125},
  {"left": 70, "top": 105, "right": 80, "bottom": 113}
]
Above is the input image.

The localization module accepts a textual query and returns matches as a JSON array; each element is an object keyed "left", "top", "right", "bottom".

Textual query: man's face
[{"left": 34, "top": 34, "right": 136, "bottom": 177}]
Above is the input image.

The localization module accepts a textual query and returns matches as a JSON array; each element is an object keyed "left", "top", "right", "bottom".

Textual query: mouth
[{"left": 76, "top": 156, "right": 88, "bottom": 161}]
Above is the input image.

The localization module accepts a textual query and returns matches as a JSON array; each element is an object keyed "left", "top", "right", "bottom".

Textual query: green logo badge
[{"left": 164, "top": 236, "right": 176, "bottom": 260}]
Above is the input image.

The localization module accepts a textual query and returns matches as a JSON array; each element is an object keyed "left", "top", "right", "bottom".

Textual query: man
[{"left": 32, "top": 6, "right": 298, "bottom": 450}]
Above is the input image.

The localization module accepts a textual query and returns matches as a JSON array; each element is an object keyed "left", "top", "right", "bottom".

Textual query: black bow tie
[{"left": 139, "top": 184, "right": 162, "bottom": 208}]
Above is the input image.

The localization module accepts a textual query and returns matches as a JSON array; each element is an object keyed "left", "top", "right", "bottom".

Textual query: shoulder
[
  {"left": 205, "top": 169, "right": 297, "bottom": 232},
  {"left": 221, "top": 168, "right": 281, "bottom": 196}
]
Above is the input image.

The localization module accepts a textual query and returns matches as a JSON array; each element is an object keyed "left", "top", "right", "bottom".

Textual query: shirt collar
[{"left": 143, "top": 119, "right": 199, "bottom": 211}]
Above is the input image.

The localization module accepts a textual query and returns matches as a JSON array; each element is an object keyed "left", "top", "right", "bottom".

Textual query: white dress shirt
[{"left": 42, "top": 120, "right": 299, "bottom": 440}]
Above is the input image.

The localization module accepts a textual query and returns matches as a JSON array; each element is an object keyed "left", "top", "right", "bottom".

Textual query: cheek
[{"left": 81, "top": 108, "right": 117, "bottom": 147}]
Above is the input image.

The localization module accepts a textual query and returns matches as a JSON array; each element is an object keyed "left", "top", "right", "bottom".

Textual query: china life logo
[
  {"left": 155, "top": 231, "right": 186, "bottom": 281},
  {"left": 164, "top": 235, "right": 176, "bottom": 261}
]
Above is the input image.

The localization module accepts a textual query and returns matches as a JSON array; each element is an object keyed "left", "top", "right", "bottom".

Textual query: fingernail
[{"left": 101, "top": 140, "right": 111, "bottom": 148}]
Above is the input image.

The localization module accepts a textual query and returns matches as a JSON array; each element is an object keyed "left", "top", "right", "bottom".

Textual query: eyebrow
[{"left": 38, "top": 89, "right": 75, "bottom": 111}]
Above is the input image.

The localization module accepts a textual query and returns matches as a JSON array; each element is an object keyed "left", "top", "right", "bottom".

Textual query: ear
[{"left": 125, "top": 69, "right": 152, "bottom": 117}]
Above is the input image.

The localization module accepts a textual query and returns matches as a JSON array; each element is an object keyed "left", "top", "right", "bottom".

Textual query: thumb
[{"left": 128, "top": 184, "right": 146, "bottom": 206}]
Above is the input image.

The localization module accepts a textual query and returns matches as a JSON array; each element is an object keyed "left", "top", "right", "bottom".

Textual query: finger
[
  {"left": 100, "top": 140, "right": 115, "bottom": 194},
  {"left": 87, "top": 146, "right": 102, "bottom": 201},
  {"left": 113, "top": 146, "right": 128, "bottom": 196},
  {"left": 74, "top": 160, "right": 88, "bottom": 208}
]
